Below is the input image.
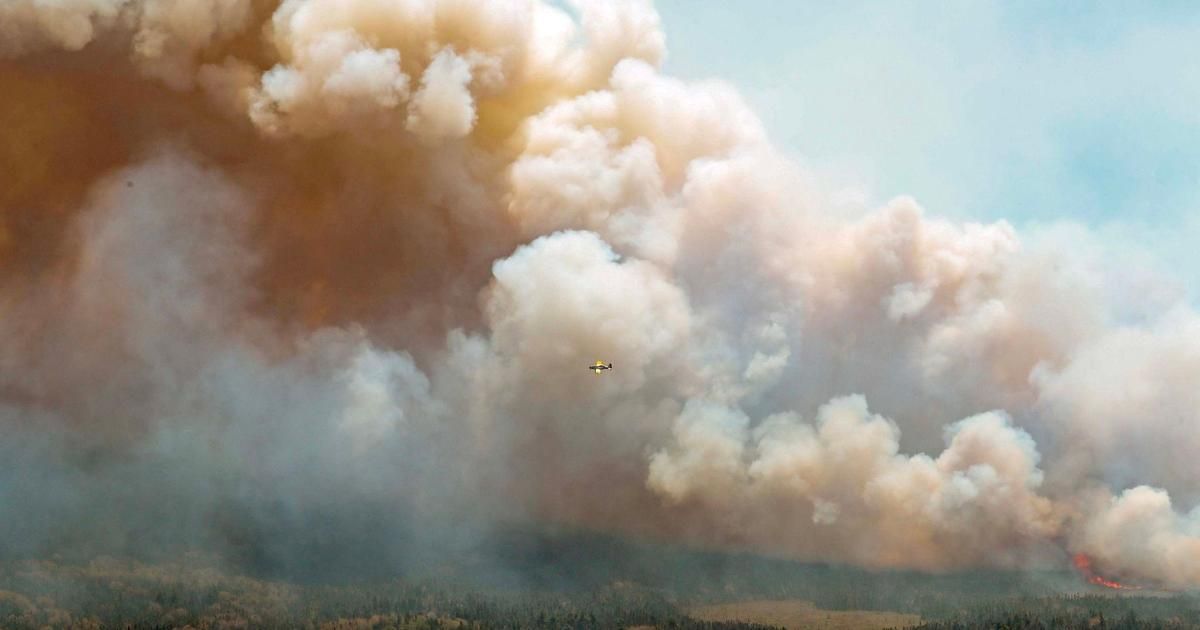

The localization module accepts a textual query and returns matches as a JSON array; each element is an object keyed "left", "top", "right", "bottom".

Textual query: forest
[
  {"left": 2, "top": 528, "right": 1198, "bottom": 630},
  {"left": 0, "top": 555, "right": 773, "bottom": 629}
]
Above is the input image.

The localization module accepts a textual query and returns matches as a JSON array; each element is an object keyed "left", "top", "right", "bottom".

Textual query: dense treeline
[
  {"left": 906, "top": 594, "right": 1200, "bottom": 629},
  {"left": 453, "top": 528, "right": 1082, "bottom": 614},
  {"left": 911, "top": 611, "right": 1193, "bottom": 629},
  {"left": 0, "top": 556, "right": 780, "bottom": 629},
  {"left": 467, "top": 528, "right": 1200, "bottom": 625},
  {"left": 3, "top": 528, "right": 1199, "bottom": 629}
]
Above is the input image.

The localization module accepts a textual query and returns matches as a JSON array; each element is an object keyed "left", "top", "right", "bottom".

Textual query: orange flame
[{"left": 1072, "top": 553, "right": 1141, "bottom": 590}]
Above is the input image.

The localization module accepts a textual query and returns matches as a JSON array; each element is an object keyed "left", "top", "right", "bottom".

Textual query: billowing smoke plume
[{"left": 2, "top": 0, "right": 1198, "bottom": 589}]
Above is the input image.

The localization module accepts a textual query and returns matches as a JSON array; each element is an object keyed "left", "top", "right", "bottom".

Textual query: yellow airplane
[{"left": 588, "top": 360, "right": 613, "bottom": 374}]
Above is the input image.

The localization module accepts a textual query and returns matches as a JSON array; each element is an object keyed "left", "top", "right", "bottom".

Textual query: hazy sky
[{"left": 654, "top": 1, "right": 1200, "bottom": 237}]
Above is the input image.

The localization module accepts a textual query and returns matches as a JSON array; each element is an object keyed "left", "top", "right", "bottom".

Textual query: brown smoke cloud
[{"left": 1, "top": 0, "right": 1198, "bottom": 589}]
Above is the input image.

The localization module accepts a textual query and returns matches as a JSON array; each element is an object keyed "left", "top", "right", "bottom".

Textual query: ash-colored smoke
[{"left": 1, "top": 0, "right": 1198, "bottom": 589}]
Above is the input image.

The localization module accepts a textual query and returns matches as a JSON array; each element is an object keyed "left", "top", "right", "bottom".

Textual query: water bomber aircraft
[{"left": 588, "top": 360, "right": 613, "bottom": 374}]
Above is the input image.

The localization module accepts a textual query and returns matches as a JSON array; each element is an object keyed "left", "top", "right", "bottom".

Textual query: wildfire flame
[{"left": 1073, "top": 553, "right": 1141, "bottom": 590}]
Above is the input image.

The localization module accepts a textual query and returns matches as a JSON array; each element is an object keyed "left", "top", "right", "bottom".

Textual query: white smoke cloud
[
  {"left": 1032, "top": 307, "right": 1200, "bottom": 504},
  {"left": 406, "top": 47, "right": 476, "bottom": 143},
  {"left": 1074, "top": 486, "right": 1200, "bottom": 587},
  {"left": 1, "top": 0, "right": 1198, "bottom": 591},
  {"left": 249, "top": 29, "right": 412, "bottom": 137},
  {"left": 650, "top": 396, "right": 1060, "bottom": 571},
  {"left": 0, "top": 0, "right": 125, "bottom": 56}
]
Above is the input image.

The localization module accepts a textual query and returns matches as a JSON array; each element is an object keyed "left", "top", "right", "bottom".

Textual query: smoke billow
[{"left": 1, "top": 0, "right": 1198, "bottom": 590}]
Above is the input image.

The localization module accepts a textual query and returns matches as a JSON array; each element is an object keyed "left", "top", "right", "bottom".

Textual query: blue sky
[{"left": 653, "top": 0, "right": 1200, "bottom": 238}]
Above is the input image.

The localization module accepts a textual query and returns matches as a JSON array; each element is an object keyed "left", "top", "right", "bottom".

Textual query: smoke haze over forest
[{"left": 1, "top": 0, "right": 1199, "bottom": 592}]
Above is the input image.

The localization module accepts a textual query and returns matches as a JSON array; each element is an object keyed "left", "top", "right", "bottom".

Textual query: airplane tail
[{"left": 608, "top": 363, "right": 613, "bottom": 369}]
